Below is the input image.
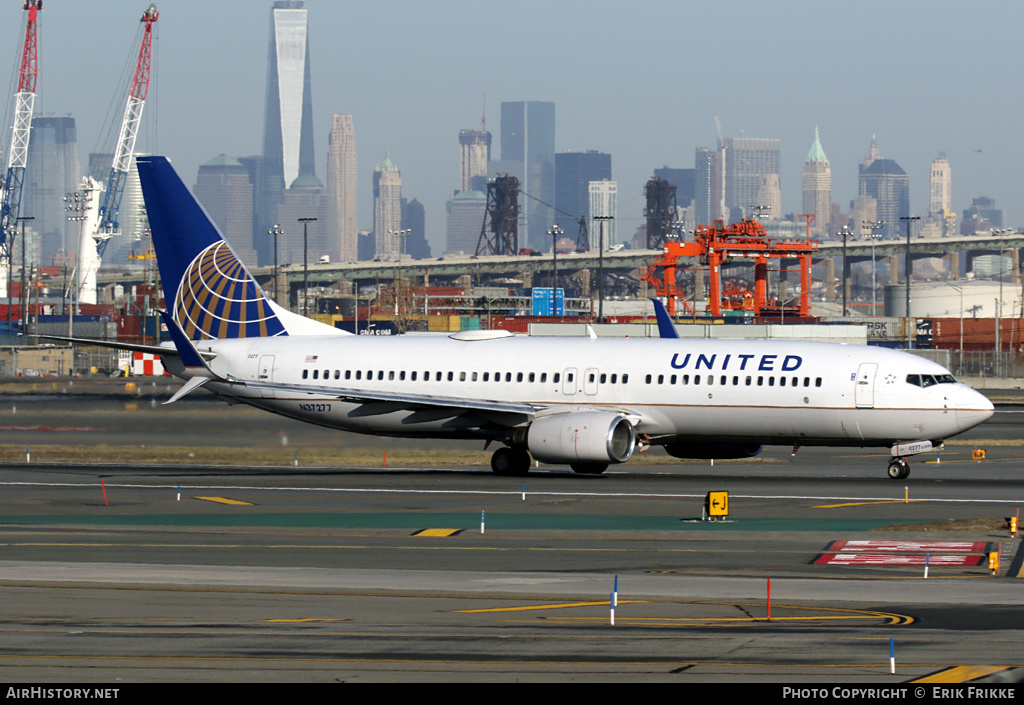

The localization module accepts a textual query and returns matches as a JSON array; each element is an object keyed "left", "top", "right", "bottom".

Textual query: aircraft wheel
[
  {"left": 491, "top": 447, "right": 531, "bottom": 476},
  {"left": 887, "top": 458, "right": 910, "bottom": 480},
  {"left": 571, "top": 462, "right": 609, "bottom": 475}
]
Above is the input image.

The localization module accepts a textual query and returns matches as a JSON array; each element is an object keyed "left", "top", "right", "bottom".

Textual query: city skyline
[{"left": 1, "top": 1, "right": 1021, "bottom": 257}]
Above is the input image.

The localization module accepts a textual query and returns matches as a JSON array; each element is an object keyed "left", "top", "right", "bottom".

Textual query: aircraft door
[
  {"left": 584, "top": 368, "right": 599, "bottom": 396},
  {"left": 562, "top": 368, "right": 577, "bottom": 396},
  {"left": 855, "top": 362, "right": 877, "bottom": 408},
  {"left": 257, "top": 355, "right": 276, "bottom": 398}
]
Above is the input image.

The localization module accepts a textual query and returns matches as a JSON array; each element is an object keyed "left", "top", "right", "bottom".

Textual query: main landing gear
[
  {"left": 490, "top": 447, "right": 531, "bottom": 476},
  {"left": 887, "top": 457, "right": 910, "bottom": 480},
  {"left": 489, "top": 448, "right": 609, "bottom": 476}
]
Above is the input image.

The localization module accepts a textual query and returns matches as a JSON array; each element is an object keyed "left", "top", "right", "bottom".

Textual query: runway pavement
[{"left": 0, "top": 387, "right": 1022, "bottom": 684}]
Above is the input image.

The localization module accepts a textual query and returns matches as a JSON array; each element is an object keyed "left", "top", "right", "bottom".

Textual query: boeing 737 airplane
[{"left": 61, "top": 156, "right": 995, "bottom": 479}]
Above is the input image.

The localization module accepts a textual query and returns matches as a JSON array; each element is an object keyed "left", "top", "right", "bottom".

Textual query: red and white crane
[
  {"left": 75, "top": 3, "right": 158, "bottom": 305},
  {"left": 0, "top": 0, "right": 42, "bottom": 300}
]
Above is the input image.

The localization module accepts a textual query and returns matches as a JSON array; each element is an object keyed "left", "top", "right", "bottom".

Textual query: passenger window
[
  {"left": 378, "top": 371, "right": 384, "bottom": 381},
  {"left": 411, "top": 371, "right": 417, "bottom": 381},
  {"left": 389, "top": 371, "right": 395, "bottom": 381},
  {"left": 540, "top": 373, "right": 547, "bottom": 383},
  {"left": 682, "top": 374, "right": 689, "bottom": 385},
  {"left": 472, "top": 372, "right": 478, "bottom": 381},
  {"left": 568, "top": 372, "right": 574, "bottom": 382},
  {"left": 779, "top": 377, "right": 785, "bottom": 387},
  {"left": 529, "top": 373, "right": 536, "bottom": 383},
  {"left": 448, "top": 372, "right": 454, "bottom": 382},
  {"left": 483, "top": 372, "right": 489, "bottom": 382},
  {"left": 769, "top": 377, "right": 775, "bottom": 386},
  {"left": 815, "top": 378, "right": 822, "bottom": 387},
  {"left": 746, "top": 376, "right": 752, "bottom": 386},
  {"left": 355, "top": 370, "right": 362, "bottom": 380},
  {"left": 554, "top": 373, "right": 560, "bottom": 383},
  {"left": 517, "top": 372, "right": 524, "bottom": 382},
  {"left": 695, "top": 375, "right": 701, "bottom": 384},
  {"left": 313, "top": 370, "right": 319, "bottom": 380},
  {"left": 646, "top": 374, "right": 652, "bottom": 384},
  {"left": 302, "top": 369, "right": 309, "bottom": 379},
  {"left": 460, "top": 372, "right": 467, "bottom": 381},
  {"left": 345, "top": 370, "right": 351, "bottom": 380},
  {"left": 622, "top": 374, "right": 629, "bottom": 384},
  {"left": 707, "top": 375, "right": 714, "bottom": 386},
  {"left": 657, "top": 374, "right": 664, "bottom": 384},
  {"left": 610, "top": 374, "right": 617, "bottom": 384}
]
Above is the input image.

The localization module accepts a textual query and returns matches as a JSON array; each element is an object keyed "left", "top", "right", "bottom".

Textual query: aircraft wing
[{"left": 243, "top": 379, "right": 540, "bottom": 419}]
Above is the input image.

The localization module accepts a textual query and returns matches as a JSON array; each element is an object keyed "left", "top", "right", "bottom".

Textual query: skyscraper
[
  {"left": 402, "top": 198, "right": 429, "bottom": 260},
  {"left": 588, "top": 180, "right": 618, "bottom": 250},
  {"left": 801, "top": 127, "right": 831, "bottom": 236},
  {"left": 194, "top": 155, "right": 257, "bottom": 268},
  {"left": 445, "top": 190, "right": 485, "bottom": 255},
  {"left": 256, "top": 0, "right": 320, "bottom": 265},
  {"left": 459, "top": 128, "right": 491, "bottom": 193},
  {"left": 694, "top": 146, "right": 723, "bottom": 227},
  {"left": 722, "top": 137, "right": 781, "bottom": 222},
  {"left": 858, "top": 137, "right": 909, "bottom": 239},
  {"left": 373, "top": 153, "right": 402, "bottom": 260},
  {"left": 327, "top": 114, "right": 358, "bottom": 262},
  {"left": 554, "top": 150, "right": 611, "bottom": 237},
  {"left": 499, "top": 101, "right": 555, "bottom": 250},
  {"left": 930, "top": 154, "right": 952, "bottom": 216},
  {"left": 24, "top": 116, "right": 79, "bottom": 266}
]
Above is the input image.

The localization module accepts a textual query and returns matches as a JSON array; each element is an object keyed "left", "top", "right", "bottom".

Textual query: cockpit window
[{"left": 907, "top": 373, "right": 956, "bottom": 387}]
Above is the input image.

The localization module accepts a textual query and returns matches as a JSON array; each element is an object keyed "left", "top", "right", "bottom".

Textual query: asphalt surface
[{"left": 0, "top": 381, "right": 1023, "bottom": 684}]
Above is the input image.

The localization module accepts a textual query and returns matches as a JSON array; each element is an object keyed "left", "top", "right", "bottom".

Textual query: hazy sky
[{"left": 1, "top": 0, "right": 1021, "bottom": 253}]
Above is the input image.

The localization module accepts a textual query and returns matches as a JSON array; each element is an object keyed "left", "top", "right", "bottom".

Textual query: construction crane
[
  {"left": 0, "top": 1, "right": 42, "bottom": 299},
  {"left": 76, "top": 3, "right": 158, "bottom": 305}
]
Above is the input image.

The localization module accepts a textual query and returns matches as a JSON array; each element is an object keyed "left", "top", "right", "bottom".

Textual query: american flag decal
[{"left": 305, "top": 355, "right": 318, "bottom": 363}]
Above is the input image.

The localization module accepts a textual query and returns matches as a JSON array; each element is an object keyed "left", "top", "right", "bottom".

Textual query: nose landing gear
[{"left": 887, "top": 457, "right": 910, "bottom": 480}]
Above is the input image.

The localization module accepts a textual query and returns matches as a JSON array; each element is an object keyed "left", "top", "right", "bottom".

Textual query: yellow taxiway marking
[
  {"left": 262, "top": 618, "right": 349, "bottom": 623},
  {"left": 454, "top": 601, "right": 642, "bottom": 614},
  {"left": 912, "top": 666, "right": 1013, "bottom": 683},
  {"left": 413, "top": 529, "right": 463, "bottom": 537},
  {"left": 814, "top": 500, "right": 922, "bottom": 508},
  {"left": 193, "top": 496, "right": 253, "bottom": 506}
]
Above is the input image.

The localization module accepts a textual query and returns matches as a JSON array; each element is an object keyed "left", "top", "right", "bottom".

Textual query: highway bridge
[{"left": 99, "top": 230, "right": 1024, "bottom": 300}]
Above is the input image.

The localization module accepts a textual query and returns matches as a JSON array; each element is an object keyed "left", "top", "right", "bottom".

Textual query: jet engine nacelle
[
  {"left": 664, "top": 442, "right": 763, "bottom": 460},
  {"left": 526, "top": 411, "right": 636, "bottom": 465}
]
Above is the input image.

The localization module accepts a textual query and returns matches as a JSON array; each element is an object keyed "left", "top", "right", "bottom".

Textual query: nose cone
[{"left": 955, "top": 386, "right": 995, "bottom": 432}]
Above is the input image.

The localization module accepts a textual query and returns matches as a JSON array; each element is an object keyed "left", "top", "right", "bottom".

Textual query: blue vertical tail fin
[{"left": 137, "top": 155, "right": 342, "bottom": 340}]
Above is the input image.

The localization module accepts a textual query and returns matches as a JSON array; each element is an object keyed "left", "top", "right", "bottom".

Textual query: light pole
[
  {"left": 16, "top": 216, "right": 32, "bottom": 335},
  {"left": 388, "top": 228, "right": 411, "bottom": 319},
  {"left": 900, "top": 216, "right": 921, "bottom": 348},
  {"left": 593, "top": 216, "right": 613, "bottom": 323},
  {"left": 298, "top": 217, "right": 317, "bottom": 317},
  {"left": 863, "top": 220, "right": 885, "bottom": 316},
  {"left": 548, "top": 225, "right": 563, "bottom": 316},
  {"left": 838, "top": 225, "right": 851, "bottom": 316},
  {"left": 269, "top": 223, "right": 283, "bottom": 304}
]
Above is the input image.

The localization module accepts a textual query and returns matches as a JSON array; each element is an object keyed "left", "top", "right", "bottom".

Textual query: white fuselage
[{"left": 167, "top": 334, "right": 993, "bottom": 448}]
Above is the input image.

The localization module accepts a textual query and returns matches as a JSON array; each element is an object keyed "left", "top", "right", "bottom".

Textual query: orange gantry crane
[{"left": 641, "top": 218, "right": 819, "bottom": 318}]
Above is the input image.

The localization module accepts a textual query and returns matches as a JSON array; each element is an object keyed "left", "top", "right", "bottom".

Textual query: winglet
[{"left": 650, "top": 298, "right": 679, "bottom": 339}]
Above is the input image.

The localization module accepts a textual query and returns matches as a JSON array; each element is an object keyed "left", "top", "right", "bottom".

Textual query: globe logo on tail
[{"left": 174, "top": 242, "right": 286, "bottom": 339}]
